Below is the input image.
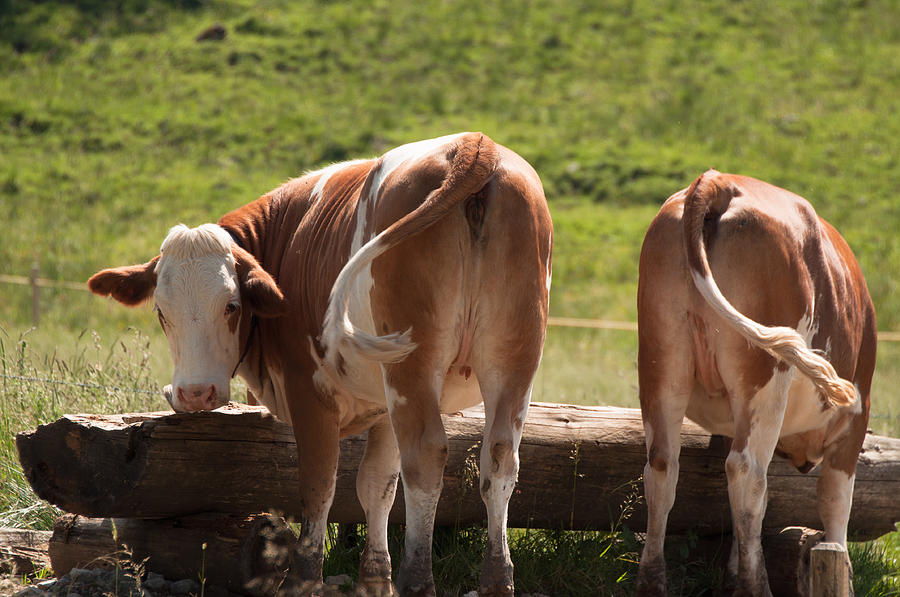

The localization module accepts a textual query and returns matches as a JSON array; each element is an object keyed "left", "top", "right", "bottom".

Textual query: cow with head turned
[
  {"left": 89, "top": 132, "right": 552, "bottom": 596},
  {"left": 635, "top": 170, "right": 876, "bottom": 596}
]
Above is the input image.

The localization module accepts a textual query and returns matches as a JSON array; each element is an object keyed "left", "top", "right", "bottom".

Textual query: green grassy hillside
[{"left": 2, "top": 0, "right": 899, "bottom": 326}]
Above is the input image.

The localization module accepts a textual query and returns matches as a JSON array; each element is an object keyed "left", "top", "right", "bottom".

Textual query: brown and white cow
[
  {"left": 88, "top": 132, "right": 552, "bottom": 596},
  {"left": 635, "top": 170, "right": 875, "bottom": 596}
]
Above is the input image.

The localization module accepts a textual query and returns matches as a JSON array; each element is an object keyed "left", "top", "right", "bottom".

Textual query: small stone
[
  {"left": 143, "top": 572, "right": 168, "bottom": 591},
  {"left": 324, "top": 574, "right": 352, "bottom": 586},
  {"left": 12, "top": 588, "right": 44, "bottom": 597},
  {"left": 462, "top": 592, "right": 479, "bottom": 597},
  {"left": 69, "top": 567, "right": 96, "bottom": 578},
  {"left": 35, "top": 580, "right": 56, "bottom": 590},
  {"left": 170, "top": 578, "right": 199, "bottom": 594}
]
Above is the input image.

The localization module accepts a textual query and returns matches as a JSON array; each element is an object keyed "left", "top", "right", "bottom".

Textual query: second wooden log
[{"left": 49, "top": 513, "right": 296, "bottom": 596}]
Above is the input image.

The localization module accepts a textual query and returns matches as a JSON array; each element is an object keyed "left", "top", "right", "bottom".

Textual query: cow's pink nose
[{"left": 176, "top": 384, "right": 218, "bottom": 411}]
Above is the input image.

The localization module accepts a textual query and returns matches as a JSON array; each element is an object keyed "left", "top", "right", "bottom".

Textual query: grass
[{"left": 2, "top": 0, "right": 900, "bottom": 593}]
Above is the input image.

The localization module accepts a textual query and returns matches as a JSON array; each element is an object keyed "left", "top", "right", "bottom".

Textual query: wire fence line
[
  {"left": 0, "top": 274, "right": 86, "bottom": 292},
  {"left": 3, "top": 273, "right": 900, "bottom": 341}
]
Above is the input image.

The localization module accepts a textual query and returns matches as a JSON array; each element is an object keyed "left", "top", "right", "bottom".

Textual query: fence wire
[{"left": 4, "top": 274, "right": 900, "bottom": 341}]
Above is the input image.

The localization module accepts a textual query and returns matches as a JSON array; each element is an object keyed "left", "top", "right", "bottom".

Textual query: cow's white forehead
[
  {"left": 154, "top": 224, "right": 237, "bottom": 307},
  {"left": 158, "top": 223, "right": 233, "bottom": 261}
]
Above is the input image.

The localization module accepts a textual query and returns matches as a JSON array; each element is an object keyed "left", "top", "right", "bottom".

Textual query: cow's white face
[
  {"left": 154, "top": 224, "right": 241, "bottom": 412},
  {"left": 88, "top": 222, "right": 286, "bottom": 414}
]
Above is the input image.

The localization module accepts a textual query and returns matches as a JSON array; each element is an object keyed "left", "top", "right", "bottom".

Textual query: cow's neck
[{"left": 221, "top": 196, "right": 301, "bottom": 421}]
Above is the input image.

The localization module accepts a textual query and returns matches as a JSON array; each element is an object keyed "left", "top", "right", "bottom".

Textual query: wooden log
[
  {"left": 16, "top": 402, "right": 900, "bottom": 539},
  {"left": 809, "top": 543, "right": 852, "bottom": 597},
  {"left": 49, "top": 513, "right": 295, "bottom": 596},
  {"left": 0, "top": 527, "right": 51, "bottom": 575}
]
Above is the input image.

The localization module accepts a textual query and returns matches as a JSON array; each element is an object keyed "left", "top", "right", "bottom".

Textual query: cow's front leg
[
  {"left": 357, "top": 417, "right": 401, "bottom": 596},
  {"left": 284, "top": 387, "right": 341, "bottom": 592},
  {"left": 384, "top": 368, "right": 447, "bottom": 597}
]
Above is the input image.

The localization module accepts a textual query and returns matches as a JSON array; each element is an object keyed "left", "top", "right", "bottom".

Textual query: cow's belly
[{"left": 684, "top": 371, "right": 843, "bottom": 439}]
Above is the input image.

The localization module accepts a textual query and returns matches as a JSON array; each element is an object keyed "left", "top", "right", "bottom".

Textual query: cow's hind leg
[
  {"left": 817, "top": 440, "right": 859, "bottom": 548},
  {"left": 635, "top": 344, "right": 693, "bottom": 596},
  {"left": 724, "top": 368, "right": 791, "bottom": 597},
  {"left": 813, "top": 413, "right": 866, "bottom": 597},
  {"left": 357, "top": 417, "right": 401, "bottom": 596},
  {"left": 635, "top": 392, "right": 691, "bottom": 595},
  {"left": 475, "top": 370, "right": 533, "bottom": 596},
  {"left": 384, "top": 362, "right": 448, "bottom": 597}
]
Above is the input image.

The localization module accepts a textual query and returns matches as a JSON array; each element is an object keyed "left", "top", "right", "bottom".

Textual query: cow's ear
[
  {"left": 87, "top": 256, "right": 160, "bottom": 306},
  {"left": 233, "top": 245, "right": 286, "bottom": 318}
]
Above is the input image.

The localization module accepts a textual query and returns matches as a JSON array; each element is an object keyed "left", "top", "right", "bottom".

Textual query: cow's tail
[
  {"left": 683, "top": 170, "right": 857, "bottom": 408},
  {"left": 321, "top": 132, "right": 500, "bottom": 369}
]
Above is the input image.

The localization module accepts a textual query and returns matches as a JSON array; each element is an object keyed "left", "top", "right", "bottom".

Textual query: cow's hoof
[
  {"left": 732, "top": 584, "right": 774, "bottom": 597},
  {"left": 479, "top": 583, "right": 514, "bottom": 596},
  {"left": 479, "top": 553, "right": 513, "bottom": 597},
  {"left": 634, "top": 575, "right": 667, "bottom": 597},
  {"left": 356, "top": 577, "right": 396, "bottom": 597},
  {"left": 635, "top": 558, "right": 667, "bottom": 597},
  {"left": 276, "top": 579, "right": 330, "bottom": 596},
  {"left": 396, "top": 581, "right": 436, "bottom": 597}
]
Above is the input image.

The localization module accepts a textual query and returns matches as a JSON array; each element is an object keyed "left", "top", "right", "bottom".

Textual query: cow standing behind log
[
  {"left": 87, "top": 133, "right": 553, "bottom": 597},
  {"left": 636, "top": 171, "right": 876, "bottom": 597}
]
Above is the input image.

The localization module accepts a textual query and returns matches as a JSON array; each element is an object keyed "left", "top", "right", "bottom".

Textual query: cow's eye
[{"left": 225, "top": 303, "right": 240, "bottom": 317}]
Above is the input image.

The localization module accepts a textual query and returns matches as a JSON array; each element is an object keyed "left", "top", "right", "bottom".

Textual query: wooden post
[
  {"left": 809, "top": 542, "right": 852, "bottom": 597},
  {"left": 30, "top": 260, "right": 39, "bottom": 327}
]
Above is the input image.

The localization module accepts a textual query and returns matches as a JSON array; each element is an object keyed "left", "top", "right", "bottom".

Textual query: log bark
[
  {"left": 48, "top": 513, "right": 295, "bottom": 596},
  {"left": 16, "top": 402, "right": 900, "bottom": 540},
  {"left": 0, "top": 527, "right": 51, "bottom": 575}
]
